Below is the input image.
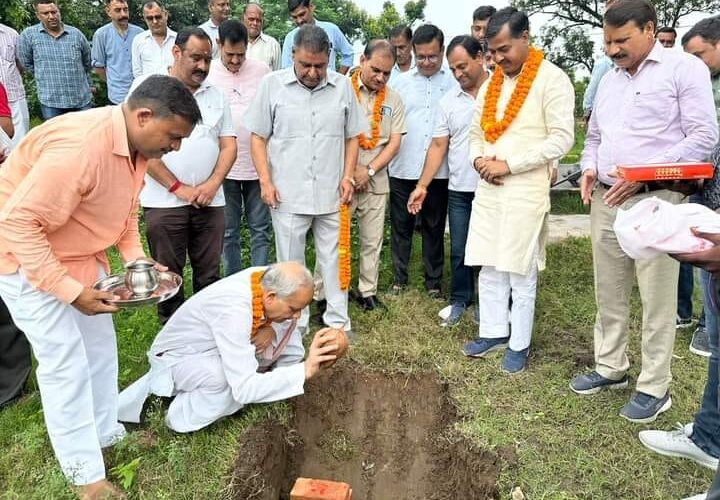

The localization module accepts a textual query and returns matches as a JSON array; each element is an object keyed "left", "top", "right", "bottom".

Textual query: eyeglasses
[
  {"left": 416, "top": 55, "right": 440, "bottom": 63},
  {"left": 144, "top": 15, "right": 164, "bottom": 22}
]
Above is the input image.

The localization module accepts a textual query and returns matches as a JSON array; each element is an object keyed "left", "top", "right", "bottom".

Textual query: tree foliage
[{"left": 513, "top": 0, "right": 720, "bottom": 73}]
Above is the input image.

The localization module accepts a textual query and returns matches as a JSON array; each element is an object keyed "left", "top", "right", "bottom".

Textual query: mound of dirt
[{"left": 228, "top": 365, "right": 501, "bottom": 500}]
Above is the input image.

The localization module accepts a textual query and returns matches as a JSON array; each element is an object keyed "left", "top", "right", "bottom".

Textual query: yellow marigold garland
[
  {"left": 250, "top": 270, "right": 265, "bottom": 337},
  {"left": 481, "top": 47, "right": 544, "bottom": 144},
  {"left": 338, "top": 204, "right": 351, "bottom": 290},
  {"left": 350, "top": 70, "right": 386, "bottom": 150}
]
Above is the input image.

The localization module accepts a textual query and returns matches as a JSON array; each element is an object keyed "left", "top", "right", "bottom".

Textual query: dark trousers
[
  {"left": 144, "top": 205, "right": 225, "bottom": 323},
  {"left": 677, "top": 262, "right": 694, "bottom": 320},
  {"left": 0, "top": 296, "right": 31, "bottom": 406},
  {"left": 448, "top": 190, "right": 475, "bottom": 306},
  {"left": 389, "top": 176, "right": 448, "bottom": 290}
]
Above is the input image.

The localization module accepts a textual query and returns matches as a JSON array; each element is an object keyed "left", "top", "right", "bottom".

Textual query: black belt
[{"left": 598, "top": 181, "right": 666, "bottom": 192}]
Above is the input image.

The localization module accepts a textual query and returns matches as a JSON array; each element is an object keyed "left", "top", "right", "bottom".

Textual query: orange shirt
[{"left": 0, "top": 105, "right": 147, "bottom": 304}]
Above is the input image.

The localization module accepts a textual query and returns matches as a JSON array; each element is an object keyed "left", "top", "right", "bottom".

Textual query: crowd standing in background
[{"left": 1, "top": 0, "right": 720, "bottom": 498}]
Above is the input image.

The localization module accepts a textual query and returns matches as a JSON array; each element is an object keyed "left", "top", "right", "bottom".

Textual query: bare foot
[{"left": 76, "top": 479, "right": 126, "bottom": 500}]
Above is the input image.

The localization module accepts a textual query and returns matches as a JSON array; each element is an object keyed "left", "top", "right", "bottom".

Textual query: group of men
[{"left": 2, "top": 0, "right": 720, "bottom": 498}]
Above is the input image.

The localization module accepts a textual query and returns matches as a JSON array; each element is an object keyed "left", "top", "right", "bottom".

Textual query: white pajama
[
  {"left": 271, "top": 210, "right": 350, "bottom": 332},
  {"left": 9, "top": 97, "right": 29, "bottom": 147},
  {"left": 477, "top": 243, "right": 539, "bottom": 351},
  {"left": 0, "top": 270, "right": 123, "bottom": 485}
]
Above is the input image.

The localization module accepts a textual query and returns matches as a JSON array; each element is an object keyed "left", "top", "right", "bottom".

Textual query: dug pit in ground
[{"left": 227, "top": 364, "right": 502, "bottom": 500}]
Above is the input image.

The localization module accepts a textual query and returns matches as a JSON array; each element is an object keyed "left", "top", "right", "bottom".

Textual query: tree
[
  {"left": 362, "top": 0, "right": 426, "bottom": 42},
  {"left": 513, "top": 0, "right": 720, "bottom": 73}
]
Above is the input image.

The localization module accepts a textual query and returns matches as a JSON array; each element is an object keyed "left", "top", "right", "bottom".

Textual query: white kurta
[
  {"left": 465, "top": 59, "right": 575, "bottom": 275},
  {"left": 118, "top": 267, "right": 306, "bottom": 432}
]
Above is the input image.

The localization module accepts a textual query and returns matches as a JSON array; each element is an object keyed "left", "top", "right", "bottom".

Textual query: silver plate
[{"left": 93, "top": 271, "right": 182, "bottom": 308}]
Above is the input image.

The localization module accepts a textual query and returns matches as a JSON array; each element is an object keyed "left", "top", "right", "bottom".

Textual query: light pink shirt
[
  {"left": 206, "top": 57, "right": 270, "bottom": 181},
  {"left": 581, "top": 42, "right": 719, "bottom": 186}
]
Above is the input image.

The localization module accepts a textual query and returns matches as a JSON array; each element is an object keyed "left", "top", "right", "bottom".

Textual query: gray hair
[
  {"left": 260, "top": 263, "right": 313, "bottom": 298},
  {"left": 293, "top": 24, "right": 330, "bottom": 54}
]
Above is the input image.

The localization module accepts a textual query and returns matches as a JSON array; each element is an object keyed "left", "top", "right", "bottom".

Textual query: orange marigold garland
[
  {"left": 250, "top": 270, "right": 265, "bottom": 337},
  {"left": 338, "top": 204, "right": 351, "bottom": 290},
  {"left": 350, "top": 70, "right": 386, "bottom": 150},
  {"left": 481, "top": 47, "right": 544, "bottom": 144}
]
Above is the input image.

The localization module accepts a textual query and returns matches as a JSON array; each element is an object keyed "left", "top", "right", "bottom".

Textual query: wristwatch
[{"left": 367, "top": 163, "right": 376, "bottom": 177}]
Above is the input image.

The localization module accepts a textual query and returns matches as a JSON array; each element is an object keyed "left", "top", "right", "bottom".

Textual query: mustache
[
  {"left": 611, "top": 53, "right": 627, "bottom": 60},
  {"left": 192, "top": 70, "right": 208, "bottom": 77}
]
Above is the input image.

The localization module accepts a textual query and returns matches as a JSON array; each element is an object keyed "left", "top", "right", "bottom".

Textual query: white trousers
[
  {"left": 0, "top": 271, "right": 124, "bottom": 485},
  {"left": 271, "top": 210, "right": 350, "bottom": 331},
  {"left": 477, "top": 245, "right": 539, "bottom": 352},
  {"left": 9, "top": 97, "right": 30, "bottom": 148}
]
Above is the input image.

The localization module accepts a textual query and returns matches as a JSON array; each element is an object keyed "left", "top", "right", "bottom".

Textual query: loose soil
[{"left": 228, "top": 364, "right": 501, "bottom": 500}]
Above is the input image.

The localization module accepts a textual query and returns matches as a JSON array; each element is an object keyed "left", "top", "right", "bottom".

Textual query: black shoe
[
  {"left": 310, "top": 299, "right": 327, "bottom": 324},
  {"left": 357, "top": 295, "right": 385, "bottom": 311}
]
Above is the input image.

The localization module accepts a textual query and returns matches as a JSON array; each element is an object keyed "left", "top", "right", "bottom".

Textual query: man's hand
[
  {"left": 174, "top": 184, "right": 201, "bottom": 208},
  {"left": 71, "top": 287, "right": 119, "bottom": 315},
  {"left": 476, "top": 157, "right": 509, "bottom": 185},
  {"left": 674, "top": 229, "right": 720, "bottom": 278},
  {"left": 259, "top": 180, "right": 280, "bottom": 209},
  {"left": 252, "top": 324, "right": 275, "bottom": 354},
  {"left": 407, "top": 186, "right": 427, "bottom": 215},
  {"left": 304, "top": 328, "right": 339, "bottom": 379},
  {"left": 550, "top": 167, "right": 558, "bottom": 185},
  {"left": 353, "top": 165, "right": 370, "bottom": 192},
  {"left": 580, "top": 170, "right": 596, "bottom": 206},
  {"left": 603, "top": 175, "right": 642, "bottom": 208},
  {"left": 193, "top": 179, "right": 222, "bottom": 207},
  {"left": 340, "top": 178, "right": 354, "bottom": 205}
]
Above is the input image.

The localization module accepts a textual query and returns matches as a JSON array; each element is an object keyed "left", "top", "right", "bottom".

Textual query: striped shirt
[
  {"left": 0, "top": 24, "right": 25, "bottom": 102},
  {"left": 18, "top": 23, "right": 92, "bottom": 109}
]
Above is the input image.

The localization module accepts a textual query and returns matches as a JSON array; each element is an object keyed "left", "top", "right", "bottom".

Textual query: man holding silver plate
[{"left": 0, "top": 75, "right": 200, "bottom": 499}]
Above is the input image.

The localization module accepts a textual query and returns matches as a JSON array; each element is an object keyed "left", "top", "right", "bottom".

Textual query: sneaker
[
  {"left": 677, "top": 315, "right": 694, "bottom": 329},
  {"left": 462, "top": 337, "right": 509, "bottom": 358},
  {"left": 639, "top": 423, "right": 719, "bottom": 469},
  {"left": 502, "top": 347, "right": 529, "bottom": 374},
  {"left": 620, "top": 391, "right": 672, "bottom": 423},
  {"left": 441, "top": 303, "right": 466, "bottom": 327},
  {"left": 690, "top": 326, "right": 711, "bottom": 357},
  {"left": 569, "top": 370, "right": 629, "bottom": 395}
]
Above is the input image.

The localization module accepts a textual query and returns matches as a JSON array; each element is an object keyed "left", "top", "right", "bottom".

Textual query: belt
[{"left": 598, "top": 181, "right": 666, "bottom": 193}]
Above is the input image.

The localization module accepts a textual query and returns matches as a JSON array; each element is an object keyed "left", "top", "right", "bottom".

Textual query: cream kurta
[{"left": 465, "top": 58, "right": 575, "bottom": 274}]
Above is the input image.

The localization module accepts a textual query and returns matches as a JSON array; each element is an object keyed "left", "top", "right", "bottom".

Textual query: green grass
[
  {"left": 562, "top": 122, "right": 586, "bottom": 165},
  {"left": 0, "top": 225, "right": 712, "bottom": 499}
]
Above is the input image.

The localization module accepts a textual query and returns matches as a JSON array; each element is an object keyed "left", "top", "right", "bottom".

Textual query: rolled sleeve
[
  {"left": 432, "top": 104, "right": 450, "bottom": 138},
  {"left": 344, "top": 82, "right": 367, "bottom": 138},
  {"left": 91, "top": 30, "right": 106, "bottom": 68},
  {"left": 333, "top": 27, "right": 354, "bottom": 68}
]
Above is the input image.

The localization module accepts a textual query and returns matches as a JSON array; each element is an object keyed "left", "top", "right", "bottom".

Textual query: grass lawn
[{"left": 0, "top": 219, "right": 713, "bottom": 498}]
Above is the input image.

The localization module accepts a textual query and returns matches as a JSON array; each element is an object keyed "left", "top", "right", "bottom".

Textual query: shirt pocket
[
  {"left": 315, "top": 107, "right": 344, "bottom": 138},
  {"left": 0, "top": 42, "right": 14, "bottom": 62},
  {"left": 272, "top": 103, "right": 307, "bottom": 138},
  {"left": 629, "top": 90, "right": 675, "bottom": 131},
  {"left": 199, "top": 103, "right": 224, "bottom": 135}
]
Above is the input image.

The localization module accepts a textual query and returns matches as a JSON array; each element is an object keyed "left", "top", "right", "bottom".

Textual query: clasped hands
[
  {"left": 174, "top": 179, "right": 222, "bottom": 208},
  {"left": 473, "top": 156, "right": 510, "bottom": 185}
]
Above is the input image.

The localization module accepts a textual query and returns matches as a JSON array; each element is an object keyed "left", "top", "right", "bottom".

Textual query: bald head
[{"left": 261, "top": 262, "right": 313, "bottom": 298}]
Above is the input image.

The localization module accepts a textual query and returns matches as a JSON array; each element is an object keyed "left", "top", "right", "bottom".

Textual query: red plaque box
[{"left": 616, "top": 162, "right": 714, "bottom": 182}]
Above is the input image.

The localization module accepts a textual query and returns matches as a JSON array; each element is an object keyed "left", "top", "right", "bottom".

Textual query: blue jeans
[
  {"left": 448, "top": 190, "right": 474, "bottom": 306},
  {"left": 691, "top": 269, "right": 720, "bottom": 458},
  {"left": 222, "top": 179, "right": 272, "bottom": 275},
  {"left": 40, "top": 103, "right": 91, "bottom": 120}
]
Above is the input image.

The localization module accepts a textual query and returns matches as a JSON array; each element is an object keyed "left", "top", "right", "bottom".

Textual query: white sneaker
[
  {"left": 639, "top": 423, "right": 719, "bottom": 470},
  {"left": 681, "top": 494, "right": 707, "bottom": 500}
]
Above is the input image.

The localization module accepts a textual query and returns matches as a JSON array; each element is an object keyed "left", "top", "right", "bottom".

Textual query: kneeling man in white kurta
[
  {"left": 462, "top": 7, "right": 575, "bottom": 373},
  {"left": 118, "top": 262, "right": 341, "bottom": 432}
]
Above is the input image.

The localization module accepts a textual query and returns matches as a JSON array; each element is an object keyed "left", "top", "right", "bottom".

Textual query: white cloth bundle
[{"left": 614, "top": 197, "right": 720, "bottom": 259}]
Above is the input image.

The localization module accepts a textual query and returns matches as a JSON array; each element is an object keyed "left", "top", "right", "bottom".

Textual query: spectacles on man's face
[
  {"left": 416, "top": 55, "right": 440, "bottom": 63},
  {"left": 144, "top": 14, "right": 164, "bottom": 22}
]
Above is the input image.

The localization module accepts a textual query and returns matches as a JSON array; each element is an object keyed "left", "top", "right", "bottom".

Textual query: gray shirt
[{"left": 244, "top": 68, "right": 366, "bottom": 215}]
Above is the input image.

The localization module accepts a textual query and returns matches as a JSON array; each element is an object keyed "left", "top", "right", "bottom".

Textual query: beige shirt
[
  {"left": 465, "top": 58, "right": 575, "bottom": 274},
  {"left": 247, "top": 32, "right": 281, "bottom": 71},
  {"left": 355, "top": 76, "right": 406, "bottom": 194}
]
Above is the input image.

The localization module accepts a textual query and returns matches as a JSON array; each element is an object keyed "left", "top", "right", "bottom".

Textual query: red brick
[{"left": 290, "top": 478, "right": 352, "bottom": 500}]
